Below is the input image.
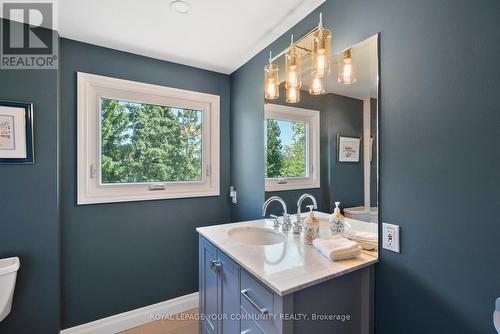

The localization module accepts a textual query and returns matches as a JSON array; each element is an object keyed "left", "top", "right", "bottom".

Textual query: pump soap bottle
[
  {"left": 329, "top": 201, "right": 345, "bottom": 236},
  {"left": 304, "top": 205, "right": 319, "bottom": 245}
]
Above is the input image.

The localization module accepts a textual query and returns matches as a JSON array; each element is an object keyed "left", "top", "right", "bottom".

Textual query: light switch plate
[{"left": 382, "top": 223, "right": 400, "bottom": 253}]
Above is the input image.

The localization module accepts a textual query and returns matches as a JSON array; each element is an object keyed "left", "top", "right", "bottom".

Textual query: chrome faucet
[
  {"left": 295, "top": 193, "right": 318, "bottom": 233},
  {"left": 262, "top": 196, "right": 292, "bottom": 232}
]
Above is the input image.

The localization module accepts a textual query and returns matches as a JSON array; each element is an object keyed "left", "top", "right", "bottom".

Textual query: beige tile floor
[{"left": 120, "top": 308, "right": 199, "bottom": 334}]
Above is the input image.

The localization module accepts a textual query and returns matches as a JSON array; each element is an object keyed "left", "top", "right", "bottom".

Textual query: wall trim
[{"left": 60, "top": 292, "right": 199, "bottom": 334}]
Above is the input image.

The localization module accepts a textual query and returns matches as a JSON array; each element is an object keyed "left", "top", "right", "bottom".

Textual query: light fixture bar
[{"left": 270, "top": 27, "right": 320, "bottom": 62}]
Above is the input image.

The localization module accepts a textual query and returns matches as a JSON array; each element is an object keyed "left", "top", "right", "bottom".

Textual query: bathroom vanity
[
  {"left": 197, "top": 213, "right": 378, "bottom": 334},
  {"left": 198, "top": 30, "right": 381, "bottom": 333}
]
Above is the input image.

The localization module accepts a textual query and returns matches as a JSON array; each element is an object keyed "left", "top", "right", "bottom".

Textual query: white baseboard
[{"left": 60, "top": 292, "right": 199, "bottom": 334}]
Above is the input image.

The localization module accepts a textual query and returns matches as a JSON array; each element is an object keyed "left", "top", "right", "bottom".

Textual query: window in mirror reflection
[
  {"left": 264, "top": 104, "right": 320, "bottom": 191},
  {"left": 265, "top": 119, "right": 306, "bottom": 178}
]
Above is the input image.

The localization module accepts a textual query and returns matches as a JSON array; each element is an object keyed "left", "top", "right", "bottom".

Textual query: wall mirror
[{"left": 263, "top": 33, "right": 379, "bottom": 225}]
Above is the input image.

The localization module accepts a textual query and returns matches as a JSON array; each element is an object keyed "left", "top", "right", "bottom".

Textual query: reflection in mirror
[{"left": 264, "top": 34, "right": 379, "bottom": 228}]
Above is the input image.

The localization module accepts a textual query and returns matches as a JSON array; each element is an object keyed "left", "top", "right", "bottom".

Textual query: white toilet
[
  {"left": 0, "top": 257, "right": 20, "bottom": 322},
  {"left": 495, "top": 297, "right": 500, "bottom": 333}
]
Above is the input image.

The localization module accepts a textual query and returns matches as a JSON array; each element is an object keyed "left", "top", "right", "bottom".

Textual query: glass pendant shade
[
  {"left": 286, "top": 86, "right": 300, "bottom": 103},
  {"left": 285, "top": 35, "right": 301, "bottom": 103},
  {"left": 338, "top": 48, "right": 357, "bottom": 85},
  {"left": 264, "top": 52, "right": 279, "bottom": 99},
  {"left": 311, "top": 13, "right": 332, "bottom": 78},
  {"left": 309, "top": 76, "right": 325, "bottom": 95}
]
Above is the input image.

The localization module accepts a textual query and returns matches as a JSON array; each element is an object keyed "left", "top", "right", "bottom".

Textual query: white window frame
[
  {"left": 77, "top": 72, "right": 220, "bottom": 205},
  {"left": 264, "top": 103, "right": 320, "bottom": 191}
]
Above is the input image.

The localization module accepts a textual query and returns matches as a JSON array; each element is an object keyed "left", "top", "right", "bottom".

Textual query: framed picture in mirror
[
  {"left": 0, "top": 100, "right": 34, "bottom": 164},
  {"left": 338, "top": 135, "right": 360, "bottom": 162}
]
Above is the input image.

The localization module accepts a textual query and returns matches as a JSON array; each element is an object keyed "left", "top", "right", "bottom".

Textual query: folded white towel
[
  {"left": 345, "top": 230, "right": 378, "bottom": 250},
  {"left": 313, "top": 235, "right": 362, "bottom": 261},
  {"left": 356, "top": 240, "right": 378, "bottom": 251},
  {"left": 345, "top": 230, "right": 377, "bottom": 242}
]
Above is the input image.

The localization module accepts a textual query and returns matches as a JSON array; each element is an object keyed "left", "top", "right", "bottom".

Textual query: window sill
[
  {"left": 265, "top": 179, "right": 320, "bottom": 192},
  {"left": 77, "top": 188, "right": 221, "bottom": 205}
]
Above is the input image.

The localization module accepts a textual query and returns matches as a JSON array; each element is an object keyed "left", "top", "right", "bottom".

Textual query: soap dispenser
[
  {"left": 303, "top": 205, "right": 319, "bottom": 245},
  {"left": 329, "top": 201, "right": 345, "bottom": 236}
]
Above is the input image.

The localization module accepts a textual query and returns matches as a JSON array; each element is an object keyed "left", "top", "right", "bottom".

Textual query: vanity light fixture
[
  {"left": 170, "top": 0, "right": 191, "bottom": 14},
  {"left": 311, "top": 13, "right": 332, "bottom": 78},
  {"left": 264, "top": 14, "right": 333, "bottom": 102},
  {"left": 285, "top": 35, "right": 301, "bottom": 103},
  {"left": 338, "top": 48, "right": 357, "bottom": 85},
  {"left": 264, "top": 51, "right": 279, "bottom": 100}
]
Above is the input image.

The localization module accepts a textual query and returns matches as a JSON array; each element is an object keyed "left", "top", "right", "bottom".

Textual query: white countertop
[{"left": 196, "top": 212, "right": 378, "bottom": 296}]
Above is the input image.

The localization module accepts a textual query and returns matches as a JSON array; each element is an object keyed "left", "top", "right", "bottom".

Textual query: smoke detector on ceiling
[{"left": 170, "top": 0, "right": 191, "bottom": 14}]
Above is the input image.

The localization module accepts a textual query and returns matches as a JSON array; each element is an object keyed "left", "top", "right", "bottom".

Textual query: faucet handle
[
  {"left": 306, "top": 205, "right": 315, "bottom": 212},
  {"left": 281, "top": 214, "right": 292, "bottom": 232},
  {"left": 292, "top": 220, "right": 303, "bottom": 234},
  {"left": 270, "top": 214, "right": 281, "bottom": 227}
]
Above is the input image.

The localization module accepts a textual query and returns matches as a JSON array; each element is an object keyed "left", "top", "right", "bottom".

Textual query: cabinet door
[
  {"left": 199, "top": 237, "right": 219, "bottom": 334},
  {"left": 219, "top": 252, "right": 240, "bottom": 334}
]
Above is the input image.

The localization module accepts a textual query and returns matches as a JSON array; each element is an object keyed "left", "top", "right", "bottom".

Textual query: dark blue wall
[
  {"left": 59, "top": 39, "right": 231, "bottom": 328},
  {"left": 230, "top": 0, "right": 500, "bottom": 333},
  {"left": 230, "top": 52, "right": 266, "bottom": 221},
  {"left": 0, "top": 20, "right": 61, "bottom": 334}
]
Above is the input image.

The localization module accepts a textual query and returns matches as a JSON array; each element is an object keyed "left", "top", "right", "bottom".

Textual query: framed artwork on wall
[
  {"left": 0, "top": 101, "right": 34, "bottom": 164},
  {"left": 338, "top": 135, "right": 360, "bottom": 163}
]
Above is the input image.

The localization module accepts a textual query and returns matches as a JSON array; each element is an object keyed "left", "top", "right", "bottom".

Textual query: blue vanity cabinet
[
  {"left": 199, "top": 236, "right": 241, "bottom": 334},
  {"left": 239, "top": 269, "right": 293, "bottom": 334},
  {"left": 219, "top": 251, "right": 240, "bottom": 333},
  {"left": 199, "top": 235, "right": 375, "bottom": 334},
  {"left": 199, "top": 237, "right": 220, "bottom": 334}
]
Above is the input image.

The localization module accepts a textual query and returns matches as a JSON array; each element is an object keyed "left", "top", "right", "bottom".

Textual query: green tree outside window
[
  {"left": 265, "top": 119, "right": 306, "bottom": 178},
  {"left": 101, "top": 98, "right": 202, "bottom": 184}
]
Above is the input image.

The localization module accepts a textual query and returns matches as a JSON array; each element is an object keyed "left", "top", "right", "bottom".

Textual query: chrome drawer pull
[
  {"left": 241, "top": 289, "right": 269, "bottom": 315},
  {"left": 209, "top": 260, "right": 222, "bottom": 272}
]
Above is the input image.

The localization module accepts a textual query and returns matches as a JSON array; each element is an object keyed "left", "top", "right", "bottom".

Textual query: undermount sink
[{"left": 227, "top": 227, "right": 285, "bottom": 246}]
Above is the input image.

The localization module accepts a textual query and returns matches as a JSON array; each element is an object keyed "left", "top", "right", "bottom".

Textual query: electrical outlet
[{"left": 382, "top": 223, "right": 400, "bottom": 253}]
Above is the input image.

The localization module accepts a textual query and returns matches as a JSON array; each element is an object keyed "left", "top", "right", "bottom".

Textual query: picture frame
[
  {"left": 0, "top": 100, "right": 34, "bottom": 164},
  {"left": 337, "top": 135, "right": 360, "bottom": 162}
]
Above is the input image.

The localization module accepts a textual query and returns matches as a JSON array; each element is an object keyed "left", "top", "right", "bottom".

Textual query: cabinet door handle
[
  {"left": 241, "top": 289, "right": 269, "bottom": 315},
  {"left": 209, "top": 260, "right": 222, "bottom": 272}
]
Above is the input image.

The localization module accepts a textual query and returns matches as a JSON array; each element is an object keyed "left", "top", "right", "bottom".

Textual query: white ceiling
[{"left": 55, "top": 0, "right": 325, "bottom": 74}]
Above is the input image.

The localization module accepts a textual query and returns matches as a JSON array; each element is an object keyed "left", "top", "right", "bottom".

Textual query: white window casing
[
  {"left": 264, "top": 103, "right": 320, "bottom": 192},
  {"left": 77, "top": 72, "right": 220, "bottom": 205}
]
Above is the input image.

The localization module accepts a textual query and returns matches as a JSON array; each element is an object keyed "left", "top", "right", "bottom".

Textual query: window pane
[
  {"left": 265, "top": 119, "right": 306, "bottom": 178},
  {"left": 100, "top": 98, "right": 203, "bottom": 184}
]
